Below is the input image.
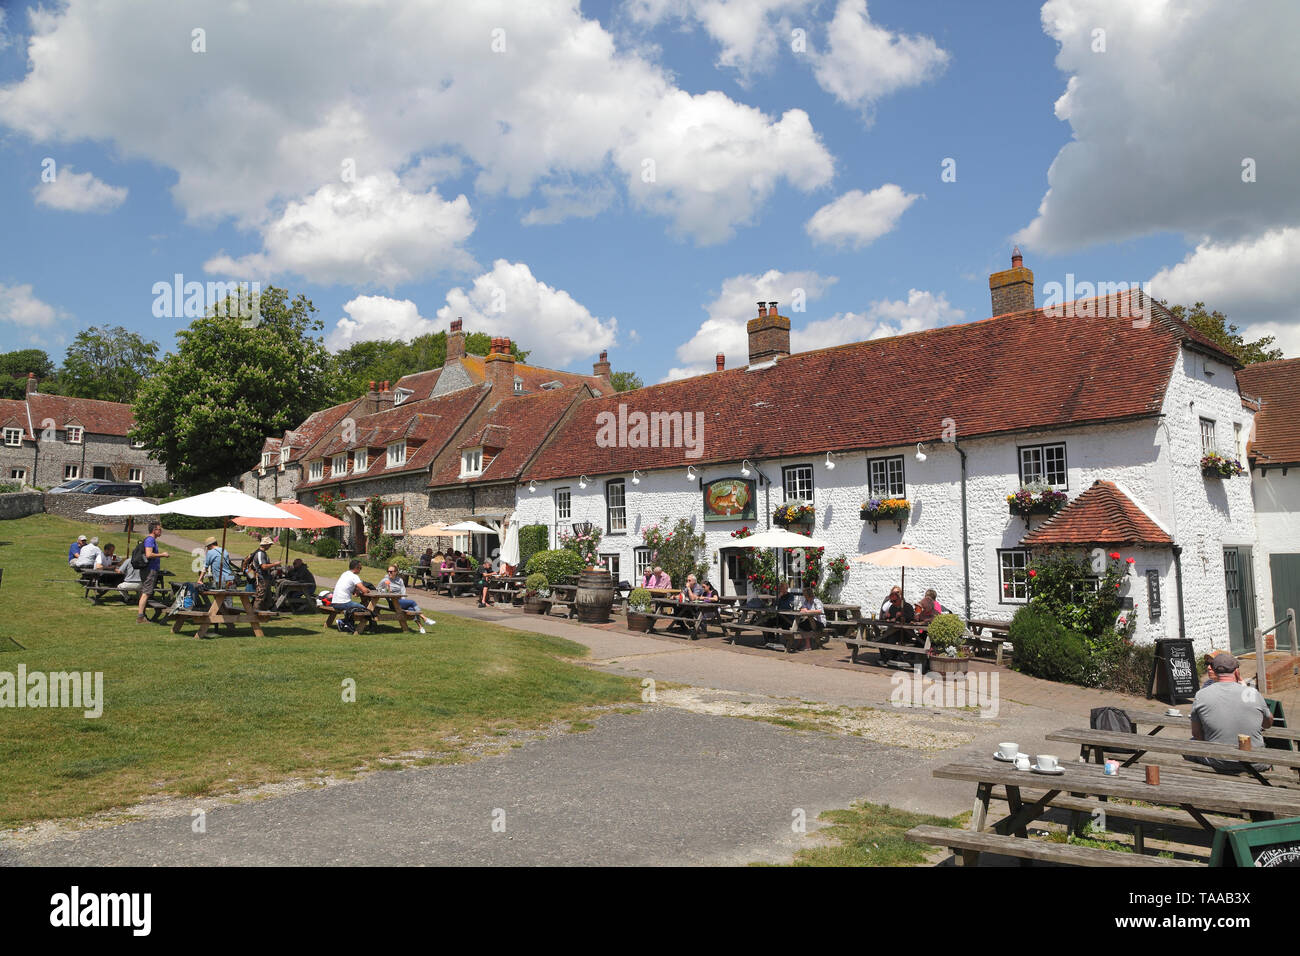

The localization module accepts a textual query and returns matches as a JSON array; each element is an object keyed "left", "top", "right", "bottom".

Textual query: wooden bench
[
  {"left": 905, "top": 824, "right": 1200, "bottom": 867},
  {"left": 966, "top": 620, "right": 1015, "bottom": 664},
  {"left": 486, "top": 586, "right": 522, "bottom": 606},
  {"left": 318, "top": 606, "right": 376, "bottom": 632},
  {"left": 843, "top": 636, "right": 930, "bottom": 666},
  {"left": 720, "top": 621, "right": 804, "bottom": 653}
]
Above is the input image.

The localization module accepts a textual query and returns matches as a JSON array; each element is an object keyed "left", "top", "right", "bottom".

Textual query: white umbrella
[
  {"left": 499, "top": 520, "right": 521, "bottom": 568},
  {"left": 84, "top": 496, "right": 171, "bottom": 551},
  {"left": 444, "top": 520, "right": 497, "bottom": 535},
  {"left": 164, "top": 486, "right": 298, "bottom": 560},
  {"left": 736, "top": 527, "right": 830, "bottom": 549}
]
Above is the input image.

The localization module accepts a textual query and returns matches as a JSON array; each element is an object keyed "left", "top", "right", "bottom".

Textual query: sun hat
[
  {"left": 259, "top": 536, "right": 274, "bottom": 547},
  {"left": 203, "top": 536, "right": 219, "bottom": 547},
  {"left": 78, "top": 534, "right": 88, "bottom": 542}
]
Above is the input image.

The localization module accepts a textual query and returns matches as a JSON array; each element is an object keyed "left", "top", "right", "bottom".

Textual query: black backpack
[
  {"left": 130, "top": 538, "right": 149, "bottom": 571},
  {"left": 1089, "top": 706, "right": 1138, "bottom": 756}
]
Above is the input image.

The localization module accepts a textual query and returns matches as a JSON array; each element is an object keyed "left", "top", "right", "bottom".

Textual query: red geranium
[
  {"left": 1028, "top": 569, "right": 1037, "bottom": 578},
  {"left": 1109, "top": 552, "right": 1120, "bottom": 560}
]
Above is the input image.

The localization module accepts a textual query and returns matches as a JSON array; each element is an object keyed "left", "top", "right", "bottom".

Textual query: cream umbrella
[
  {"left": 409, "top": 522, "right": 453, "bottom": 537},
  {"left": 164, "top": 486, "right": 298, "bottom": 561},
  {"left": 84, "top": 496, "right": 171, "bottom": 553},
  {"left": 735, "top": 527, "right": 830, "bottom": 549},
  {"left": 851, "top": 543, "right": 955, "bottom": 594}
]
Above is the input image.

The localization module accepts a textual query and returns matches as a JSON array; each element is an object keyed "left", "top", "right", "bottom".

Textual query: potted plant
[
  {"left": 626, "top": 587, "right": 654, "bottom": 631},
  {"left": 926, "top": 613, "right": 970, "bottom": 675},
  {"left": 860, "top": 497, "right": 911, "bottom": 531},
  {"left": 524, "top": 572, "right": 551, "bottom": 614},
  {"left": 773, "top": 502, "right": 814, "bottom": 527},
  {"left": 1006, "top": 484, "right": 1068, "bottom": 518},
  {"left": 1200, "top": 450, "right": 1246, "bottom": 478}
]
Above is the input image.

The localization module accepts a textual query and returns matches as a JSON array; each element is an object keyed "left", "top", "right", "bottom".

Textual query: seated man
[
  {"left": 69, "top": 534, "right": 87, "bottom": 567},
  {"left": 74, "top": 536, "right": 104, "bottom": 570},
  {"left": 652, "top": 566, "right": 672, "bottom": 589},
  {"left": 379, "top": 565, "right": 434, "bottom": 632},
  {"left": 329, "top": 560, "right": 370, "bottom": 631},
  {"left": 117, "top": 554, "right": 142, "bottom": 595},
  {"left": 418, "top": 548, "right": 434, "bottom": 571},
  {"left": 879, "top": 586, "right": 914, "bottom": 623},
  {"left": 795, "top": 589, "right": 826, "bottom": 650},
  {"left": 775, "top": 581, "right": 795, "bottom": 611},
  {"left": 1186, "top": 653, "right": 1273, "bottom": 774},
  {"left": 285, "top": 557, "right": 315, "bottom": 584},
  {"left": 671, "top": 573, "right": 705, "bottom": 632},
  {"left": 915, "top": 588, "right": 942, "bottom": 624},
  {"left": 95, "top": 542, "right": 121, "bottom": 571}
]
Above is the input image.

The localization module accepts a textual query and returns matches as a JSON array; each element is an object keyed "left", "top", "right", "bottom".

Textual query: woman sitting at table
[
  {"left": 379, "top": 566, "right": 435, "bottom": 633},
  {"left": 915, "top": 589, "right": 942, "bottom": 624}
]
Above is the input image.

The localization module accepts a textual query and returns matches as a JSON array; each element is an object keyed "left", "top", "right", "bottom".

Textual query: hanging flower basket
[
  {"left": 1200, "top": 451, "right": 1245, "bottom": 478},
  {"left": 773, "top": 503, "right": 814, "bottom": 527},
  {"left": 860, "top": 498, "right": 910, "bottom": 532},
  {"left": 1006, "top": 487, "right": 1068, "bottom": 518}
]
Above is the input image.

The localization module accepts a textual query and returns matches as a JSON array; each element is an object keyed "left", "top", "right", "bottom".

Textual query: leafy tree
[
  {"left": 59, "top": 326, "right": 159, "bottom": 402},
  {"left": 132, "top": 287, "right": 334, "bottom": 490},
  {"left": 610, "top": 370, "right": 643, "bottom": 392},
  {"left": 1161, "top": 300, "right": 1284, "bottom": 365},
  {"left": 0, "top": 349, "right": 56, "bottom": 398}
]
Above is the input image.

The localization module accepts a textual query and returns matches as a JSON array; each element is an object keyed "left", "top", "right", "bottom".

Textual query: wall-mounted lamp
[
  {"left": 915, "top": 442, "right": 928, "bottom": 463},
  {"left": 578, "top": 474, "right": 589, "bottom": 490},
  {"left": 632, "top": 470, "right": 642, "bottom": 485},
  {"left": 685, "top": 465, "right": 696, "bottom": 482},
  {"left": 741, "top": 459, "right": 753, "bottom": 477},
  {"left": 825, "top": 452, "right": 836, "bottom": 470},
  {"left": 528, "top": 480, "right": 537, "bottom": 493}
]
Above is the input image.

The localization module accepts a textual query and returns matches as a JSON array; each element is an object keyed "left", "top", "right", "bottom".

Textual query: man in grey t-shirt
[{"left": 1186, "top": 653, "right": 1273, "bottom": 773}]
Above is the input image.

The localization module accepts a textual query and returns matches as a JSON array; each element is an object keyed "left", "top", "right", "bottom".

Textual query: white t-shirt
[
  {"left": 76, "top": 543, "right": 102, "bottom": 568},
  {"left": 332, "top": 570, "right": 364, "bottom": 605}
]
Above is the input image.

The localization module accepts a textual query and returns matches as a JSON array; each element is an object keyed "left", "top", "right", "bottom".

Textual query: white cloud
[
  {"left": 203, "top": 173, "right": 476, "bottom": 288},
  {"left": 435, "top": 260, "right": 617, "bottom": 368},
  {"left": 0, "top": 283, "right": 69, "bottom": 327},
  {"left": 627, "top": 0, "right": 813, "bottom": 78},
  {"left": 793, "top": 289, "right": 964, "bottom": 350},
  {"left": 811, "top": 0, "right": 948, "bottom": 117},
  {"left": 0, "top": 0, "right": 833, "bottom": 250},
  {"left": 522, "top": 180, "right": 617, "bottom": 226},
  {"left": 666, "top": 268, "right": 837, "bottom": 379},
  {"left": 1148, "top": 227, "right": 1300, "bottom": 357},
  {"left": 326, "top": 295, "right": 437, "bottom": 352},
  {"left": 1018, "top": 0, "right": 1300, "bottom": 253},
  {"left": 32, "top": 166, "right": 127, "bottom": 213},
  {"left": 805, "top": 183, "right": 917, "bottom": 248}
]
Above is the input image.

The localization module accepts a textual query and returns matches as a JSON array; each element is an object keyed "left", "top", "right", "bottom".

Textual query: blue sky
[{"left": 1, "top": 0, "right": 1296, "bottom": 383}]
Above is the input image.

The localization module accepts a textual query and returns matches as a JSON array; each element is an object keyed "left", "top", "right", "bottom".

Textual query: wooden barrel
[{"left": 574, "top": 569, "right": 614, "bottom": 624}]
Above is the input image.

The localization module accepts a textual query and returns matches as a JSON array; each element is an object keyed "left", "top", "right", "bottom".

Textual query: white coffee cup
[
  {"left": 1165, "top": 708, "right": 1180, "bottom": 717},
  {"left": 1014, "top": 754, "right": 1031, "bottom": 770},
  {"left": 998, "top": 742, "right": 1019, "bottom": 759},
  {"left": 1037, "top": 754, "right": 1059, "bottom": 772}
]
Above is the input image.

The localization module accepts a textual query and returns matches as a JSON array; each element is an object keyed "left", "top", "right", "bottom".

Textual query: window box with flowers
[
  {"left": 1200, "top": 450, "right": 1246, "bottom": 478},
  {"left": 773, "top": 502, "right": 814, "bottom": 527},
  {"left": 1006, "top": 485, "right": 1069, "bottom": 519},
  {"left": 860, "top": 498, "right": 910, "bottom": 532}
]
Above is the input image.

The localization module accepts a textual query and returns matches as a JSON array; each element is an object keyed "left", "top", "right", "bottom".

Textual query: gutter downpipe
[
  {"left": 1172, "top": 545, "right": 1186, "bottom": 641},
  {"left": 954, "top": 440, "right": 972, "bottom": 621}
]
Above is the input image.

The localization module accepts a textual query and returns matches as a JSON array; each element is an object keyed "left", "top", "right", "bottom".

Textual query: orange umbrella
[{"left": 234, "top": 501, "right": 346, "bottom": 562}]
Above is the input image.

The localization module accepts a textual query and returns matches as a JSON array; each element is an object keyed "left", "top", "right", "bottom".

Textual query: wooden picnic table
[
  {"left": 319, "top": 589, "right": 419, "bottom": 633},
  {"left": 718, "top": 602, "right": 809, "bottom": 653},
  {"left": 171, "top": 588, "right": 280, "bottom": 639},
  {"left": 842, "top": 618, "right": 931, "bottom": 666},
  {"left": 966, "top": 617, "right": 1015, "bottom": 664},
  {"left": 912, "top": 756, "right": 1300, "bottom": 866},
  {"left": 641, "top": 596, "right": 724, "bottom": 640},
  {"left": 272, "top": 578, "right": 317, "bottom": 613},
  {"left": 1047, "top": 726, "right": 1300, "bottom": 786},
  {"left": 546, "top": 583, "right": 578, "bottom": 618},
  {"left": 1122, "top": 707, "right": 1300, "bottom": 745},
  {"left": 436, "top": 569, "right": 479, "bottom": 597}
]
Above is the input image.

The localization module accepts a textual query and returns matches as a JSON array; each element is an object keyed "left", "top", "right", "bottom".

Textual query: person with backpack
[
  {"left": 135, "top": 522, "right": 170, "bottom": 623},
  {"left": 250, "top": 537, "right": 281, "bottom": 609},
  {"left": 200, "top": 536, "right": 238, "bottom": 589}
]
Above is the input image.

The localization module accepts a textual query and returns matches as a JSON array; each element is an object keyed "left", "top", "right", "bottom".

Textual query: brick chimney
[
  {"left": 446, "top": 318, "right": 466, "bottom": 363},
  {"left": 375, "top": 380, "right": 395, "bottom": 413},
  {"left": 593, "top": 350, "right": 611, "bottom": 380},
  {"left": 747, "top": 300, "right": 790, "bottom": 365},
  {"left": 25, "top": 372, "right": 38, "bottom": 396},
  {"left": 989, "top": 247, "right": 1035, "bottom": 316},
  {"left": 485, "top": 336, "right": 517, "bottom": 394},
  {"left": 716, "top": 353, "right": 725, "bottom": 372},
  {"left": 366, "top": 379, "right": 379, "bottom": 412}
]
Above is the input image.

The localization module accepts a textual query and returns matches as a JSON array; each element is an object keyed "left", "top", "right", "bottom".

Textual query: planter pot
[
  {"left": 860, "top": 508, "right": 907, "bottom": 532},
  {"left": 626, "top": 610, "right": 653, "bottom": 632},
  {"left": 927, "top": 654, "right": 970, "bottom": 675},
  {"left": 524, "top": 597, "right": 549, "bottom": 615},
  {"left": 1007, "top": 501, "right": 1061, "bottom": 517}
]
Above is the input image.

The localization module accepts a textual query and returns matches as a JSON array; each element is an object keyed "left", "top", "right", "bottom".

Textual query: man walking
[{"left": 136, "top": 522, "right": 170, "bottom": 623}]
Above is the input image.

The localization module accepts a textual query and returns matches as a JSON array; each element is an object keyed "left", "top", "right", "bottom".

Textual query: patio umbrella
[
  {"left": 499, "top": 520, "right": 521, "bottom": 569},
  {"left": 735, "top": 527, "right": 830, "bottom": 549},
  {"left": 234, "top": 501, "right": 345, "bottom": 563},
  {"left": 851, "top": 543, "right": 955, "bottom": 594},
  {"left": 164, "top": 486, "right": 298, "bottom": 564},
  {"left": 409, "top": 522, "right": 453, "bottom": 537},
  {"left": 84, "top": 496, "right": 171, "bottom": 552}
]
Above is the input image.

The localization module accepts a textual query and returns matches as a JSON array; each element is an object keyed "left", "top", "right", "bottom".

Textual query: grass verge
[{"left": 786, "top": 801, "right": 964, "bottom": 866}]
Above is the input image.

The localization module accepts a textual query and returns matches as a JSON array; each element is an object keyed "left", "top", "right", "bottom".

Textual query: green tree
[
  {"left": 610, "top": 370, "right": 643, "bottom": 392},
  {"left": 0, "top": 349, "right": 56, "bottom": 398},
  {"left": 1161, "top": 300, "right": 1284, "bottom": 365},
  {"left": 132, "top": 287, "right": 334, "bottom": 490},
  {"left": 59, "top": 326, "right": 159, "bottom": 402}
]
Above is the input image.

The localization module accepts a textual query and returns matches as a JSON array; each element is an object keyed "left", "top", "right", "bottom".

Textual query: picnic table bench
[
  {"left": 966, "top": 617, "right": 1014, "bottom": 664},
  {"left": 1122, "top": 707, "right": 1299, "bottom": 746},
  {"left": 437, "top": 569, "right": 479, "bottom": 598},
  {"left": 1047, "top": 726, "right": 1300, "bottom": 786},
  {"left": 546, "top": 584, "right": 577, "bottom": 618},
  {"left": 272, "top": 578, "right": 317, "bottom": 613},
  {"left": 717, "top": 605, "right": 824, "bottom": 653},
  {"left": 643, "top": 597, "right": 725, "bottom": 640},
  {"left": 319, "top": 590, "right": 420, "bottom": 633},
  {"left": 842, "top": 619, "right": 931, "bottom": 666},
  {"left": 170, "top": 588, "right": 281, "bottom": 639}
]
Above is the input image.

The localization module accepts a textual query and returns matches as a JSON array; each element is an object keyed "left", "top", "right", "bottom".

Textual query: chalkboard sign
[
  {"left": 1148, "top": 638, "right": 1197, "bottom": 704},
  {"left": 1211, "top": 817, "right": 1300, "bottom": 867},
  {"left": 1145, "top": 570, "right": 1161, "bottom": 620}
]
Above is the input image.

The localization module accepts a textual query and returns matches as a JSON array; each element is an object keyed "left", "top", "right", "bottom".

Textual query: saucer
[
  {"left": 1165, "top": 709, "right": 1181, "bottom": 717},
  {"left": 993, "top": 752, "right": 1020, "bottom": 762},
  {"left": 1031, "top": 764, "right": 1065, "bottom": 775}
]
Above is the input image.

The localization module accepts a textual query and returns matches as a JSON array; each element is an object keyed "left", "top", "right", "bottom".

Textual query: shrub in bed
[
  {"left": 1010, "top": 603, "right": 1090, "bottom": 685},
  {"left": 525, "top": 549, "right": 585, "bottom": 585},
  {"left": 525, "top": 572, "right": 549, "bottom": 594},
  {"left": 926, "top": 613, "right": 967, "bottom": 655},
  {"left": 314, "top": 537, "right": 340, "bottom": 559}
]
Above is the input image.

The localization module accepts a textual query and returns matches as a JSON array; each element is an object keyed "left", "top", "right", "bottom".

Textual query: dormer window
[
  {"left": 461, "top": 447, "right": 483, "bottom": 477},
  {"left": 354, "top": 448, "right": 367, "bottom": 472},
  {"left": 309, "top": 460, "right": 324, "bottom": 481},
  {"left": 394, "top": 388, "right": 413, "bottom": 406},
  {"left": 279, "top": 446, "right": 289, "bottom": 464},
  {"left": 332, "top": 453, "right": 348, "bottom": 476},
  {"left": 261, "top": 452, "right": 273, "bottom": 468},
  {"left": 66, "top": 425, "right": 83, "bottom": 444},
  {"left": 387, "top": 441, "right": 406, "bottom": 467},
  {"left": 513, "top": 376, "right": 523, "bottom": 394},
  {"left": 3, "top": 428, "right": 22, "bottom": 447}
]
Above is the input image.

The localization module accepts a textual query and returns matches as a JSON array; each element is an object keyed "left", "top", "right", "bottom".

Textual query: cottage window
[
  {"left": 599, "top": 553, "right": 620, "bottom": 579},
  {"left": 1199, "top": 418, "right": 1217, "bottom": 456},
  {"left": 387, "top": 441, "right": 406, "bottom": 467},
  {"left": 783, "top": 464, "right": 813, "bottom": 502},
  {"left": 66, "top": 426, "right": 83, "bottom": 444},
  {"left": 309, "top": 460, "right": 324, "bottom": 481},
  {"left": 1233, "top": 423, "right": 1243, "bottom": 460},
  {"left": 555, "top": 487, "right": 571, "bottom": 522},
  {"left": 332, "top": 453, "right": 348, "bottom": 476},
  {"left": 634, "top": 547, "right": 652, "bottom": 582},
  {"left": 513, "top": 376, "right": 523, "bottom": 395},
  {"left": 999, "top": 549, "right": 1030, "bottom": 603},
  {"left": 10, "top": 468, "right": 27, "bottom": 482},
  {"left": 279, "top": 446, "right": 290, "bottom": 464},
  {"left": 2, "top": 428, "right": 22, "bottom": 447},
  {"left": 1018, "top": 443, "right": 1067, "bottom": 489},
  {"left": 354, "top": 449, "right": 367, "bottom": 472},
  {"left": 261, "top": 452, "right": 273, "bottom": 468},
  {"left": 383, "top": 503, "right": 404, "bottom": 535},
  {"left": 606, "top": 479, "right": 626, "bottom": 533},
  {"left": 129, "top": 468, "right": 143, "bottom": 483},
  {"left": 461, "top": 448, "right": 484, "bottom": 477},
  {"left": 867, "top": 455, "right": 906, "bottom": 498},
  {"left": 64, "top": 464, "right": 80, "bottom": 480}
]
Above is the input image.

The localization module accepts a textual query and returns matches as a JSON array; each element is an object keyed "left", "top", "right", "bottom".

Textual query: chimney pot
[
  {"left": 450, "top": 318, "right": 462, "bottom": 333},
  {"left": 757, "top": 301, "right": 767, "bottom": 318},
  {"left": 716, "top": 353, "right": 725, "bottom": 371},
  {"left": 1011, "top": 246, "right": 1023, "bottom": 269},
  {"left": 446, "top": 319, "right": 466, "bottom": 362},
  {"left": 369, "top": 381, "right": 376, "bottom": 390},
  {"left": 768, "top": 301, "right": 778, "bottom": 315},
  {"left": 593, "top": 351, "right": 612, "bottom": 380},
  {"left": 989, "top": 249, "right": 1035, "bottom": 316},
  {"left": 746, "top": 302, "right": 791, "bottom": 365}
]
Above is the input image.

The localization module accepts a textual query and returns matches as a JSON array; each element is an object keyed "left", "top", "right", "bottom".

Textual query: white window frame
[
  {"left": 10, "top": 467, "right": 27, "bottom": 482},
  {"left": 2, "top": 427, "right": 22, "bottom": 447},
  {"left": 606, "top": 479, "right": 627, "bottom": 534},
  {"left": 332, "top": 453, "right": 348, "bottom": 476},
  {"left": 461, "top": 447, "right": 484, "bottom": 477},
  {"left": 1199, "top": 418, "right": 1217, "bottom": 456},
  {"left": 128, "top": 467, "right": 143, "bottom": 483},
  {"left": 555, "top": 486, "right": 571, "bottom": 522},
  {"left": 261, "top": 452, "right": 273, "bottom": 468},
  {"left": 634, "top": 547, "right": 652, "bottom": 582},
  {"left": 279, "top": 446, "right": 290, "bottom": 465},
  {"left": 309, "top": 460, "right": 324, "bottom": 481},
  {"left": 394, "top": 388, "right": 412, "bottom": 406},
  {"left": 353, "top": 448, "right": 367, "bottom": 472},
  {"left": 999, "top": 549, "right": 1030, "bottom": 604},
  {"left": 387, "top": 441, "right": 407, "bottom": 467},
  {"left": 382, "top": 503, "right": 404, "bottom": 535},
  {"left": 1233, "top": 423, "right": 1243, "bottom": 460},
  {"left": 867, "top": 455, "right": 906, "bottom": 498},
  {"left": 64, "top": 464, "right": 80, "bottom": 480},
  {"left": 782, "top": 549, "right": 808, "bottom": 590},
  {"left": 783, "top": 464, "right": 814, "bottom": 503},
  {"left": 513, "top": 376, "right": 523, "bottom": 395},
  {"left": 599, "top": 553, "right": 620, "bottom": 580},
  {"left": 1018, "top": 443, "right": 1067, "bottom": 489},
  {"left": 66, "top": 425, "right": 83, "bottom": 445}
]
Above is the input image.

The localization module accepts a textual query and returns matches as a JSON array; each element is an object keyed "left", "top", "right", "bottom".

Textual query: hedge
[
  {"left": 525, "top": 548, "right": 585, "bottom": 585},
  {"left": 1010, "top": 603, "right": 1091, "bottom": 685},
  {"left": 518, "top": 524, "right": 549, "bottom": 572}
]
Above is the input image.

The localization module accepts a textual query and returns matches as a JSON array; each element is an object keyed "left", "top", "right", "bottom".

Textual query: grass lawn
[
  {"left": 0, "top": 513, "right": 636, "bottom": 828},
  {"left": 786, "top": 801, "right": 965, "bottom": 866}
]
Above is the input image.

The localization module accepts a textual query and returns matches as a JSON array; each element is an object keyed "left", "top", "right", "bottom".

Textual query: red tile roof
[
  {"left": 392, "top": 368, "right": 442, "bottom": 402},
  {"left": 524, "top": 296, "right": 1193, "bottom": 481},
  {"left": 0, "top": 399, "right": 29, "bottom": 437},
  {"left": 1022, "top": 480, "right": 1172, "bottom": 547},
  {"left": 458, "top": 355, "right": 607, "bottom": 395},
  {"left": 431, "top": 385, "right": 584, "bottom": 486},
  {"left": 1236, "top": 357, "right": 1300, "bottom": 466},
  {"left": 287, "top": 399, "right": 366, "bottom": 462},
  {"left": 25, "top": 392, "right": 135, "bottom": 437}
]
